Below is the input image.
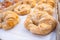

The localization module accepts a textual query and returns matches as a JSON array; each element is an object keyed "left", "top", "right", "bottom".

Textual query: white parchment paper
[
  {"left": 0, "top": 0, "right": 59, "bottom": 40},
  {"left": 0, "top": 13, "right": 58, "bottom": 40}
]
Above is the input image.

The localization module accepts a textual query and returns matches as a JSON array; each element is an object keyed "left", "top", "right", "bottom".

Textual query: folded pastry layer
[
  {"left": 24, "top": 11, "right": 57, "bottom": 35},
  {"left": 0, "top": 11, "right": 19, "bottom": 30}
]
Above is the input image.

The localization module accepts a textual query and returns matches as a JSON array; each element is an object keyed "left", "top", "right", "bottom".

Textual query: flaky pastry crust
[
  {"left": 24, "top": 11, "right": 57, "bottom": 35},
  {"left": 14, "top": 4, "right": 31, "bottom": 15},
  {"left": 0, "top": 11, "right": 19, "bottom": 30}
]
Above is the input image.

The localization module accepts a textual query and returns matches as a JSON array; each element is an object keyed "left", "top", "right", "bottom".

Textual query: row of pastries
[{"left": 0, "top": 0, "right": 57, "bottom": 35}]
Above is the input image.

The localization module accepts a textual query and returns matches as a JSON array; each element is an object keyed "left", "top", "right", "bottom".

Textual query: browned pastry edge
[
  {"left": 0, "top": 11, "right": 19, "bottom": 30},
  {"left": 24, "top": 11, "right": 57, "bottom": 35}
]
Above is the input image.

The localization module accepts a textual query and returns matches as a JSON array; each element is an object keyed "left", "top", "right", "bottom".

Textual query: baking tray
[
  {"left": 56, "top": 0, "right": 60, "bottom": 40},
  {"left": 0, "top": 0, "right": 59, "bottom": 40}
]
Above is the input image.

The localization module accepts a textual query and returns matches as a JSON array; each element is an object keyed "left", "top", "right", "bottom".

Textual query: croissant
[
  {"left": 24, "top": 11, "right": 57, "bottom": 35},
  {"left": 34, "top": 3, "right": 53, "bottom": 15},
  {"left": 22, "top": 0, "right": 36, "bottom": 8},
  {"left": 14, "top": 4, "right": 31, "bottom": 15},
  {"left": 1, "top": 11, "right": 19, "bottom": 30},
  {"left": 38, "top": 0, "right": 55, "bottom": 7}
]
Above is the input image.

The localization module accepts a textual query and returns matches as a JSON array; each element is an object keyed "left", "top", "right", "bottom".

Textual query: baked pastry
[
  {"left": 0, "top": 23, "right": 2, "bottom": 28},
  {"left": 34, "top": 3, "right": 53, "bottom": 15},
  {"left": 2, "top": 1, "right": 12, "bottom": 8},
  {"left": 22, "top": 0, "right": 36, "bottom": 8},
  {"left": 14, "top": 4, "right": 31, "bottom": 15},
  {"left": 4, "top": 0, "right": 19, "bottom": 3},
  {"left": 0, "top": 13, "right": 2, "bottom": 28},
  {"left": 13, "top": 0, "right": 19, "bottom": 3},
  {"left": 24, "top": 11, "right": 57, "bottom": 35},
  {"left": 35, "top": 0, "right": 41, "bottom": 3},
  {"left": 0, "top": 0, "right": 20, "bottom": 10},
  {"left": 1, "top": 11, "right": 19, "bottom": 30},
  {"left": 0, "top": 1, "right": 12, "bottom": 10},
  {"left": 38, "top": 0, "right": 55, "bottom": 7},
  {"left": 0, "top": 3, "right": 5, "bottom": 10}
]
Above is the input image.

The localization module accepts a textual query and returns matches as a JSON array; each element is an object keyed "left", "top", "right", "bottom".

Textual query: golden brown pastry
[
  {"left": 34, "top": 3, "right": 53, "bottom": 15},
  {"left": 35, "top": 0, "right": 41, "bottom": 3},
  {"left": 22, "top": 0, "right": 36, "bottom": 8},
  {"left": 0, "top": 0, "right": 20, "bottom": 10},
  {"left": 0, "top": 13, "right": 2, "bottom": 28},
  {"left": 14, "top": 4, "right": 31, "bottom": 15},
  {"left": 0, "top": 3, "right": 5, "bottom": 10},
  {"left": 1, "top": 11, "right": 19, "bottom": 30},
  {"left": 38, "top": 0, "right": 55, "bottom": 7},
  {"left": 0, "top": 15, "right": 2, "bottom": 28},
  {"left": 2, "top": 1, "right": 12, "bottom": 8},
  {"left": 24, "top": 11, "right": 57, "bottom": 35},
  {"left": 0, "top": 23, "right": 2, "bottom": 28},
  {"left": 13, "top": 0, "right": 19, "bottom": 3},
  {"left": 4, "top": 0, "right": 19, "bottom": 3}
]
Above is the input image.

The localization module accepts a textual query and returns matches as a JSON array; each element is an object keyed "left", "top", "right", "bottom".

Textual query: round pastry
[
  {"left": 24, "top": 11, "right": 57, "bottom": 35},
  {"left": 34, "top": 3, "right": 53, "bottom": 15},
  {"left": 1, "top": 11, "right": 19, "bottom": 30},
  {"left": 38, "top": 0, "right": 55, "bottom": 7},
  {"left": 22, "top": 0, "right": 36, "bottom": 8},
  {"left": 14, "top": 4, "right": 31, "bottom": 15}
]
